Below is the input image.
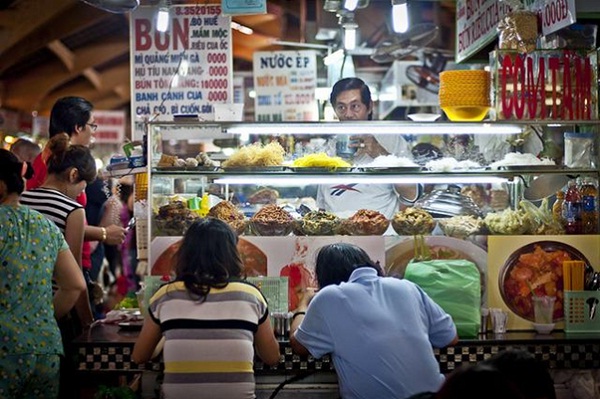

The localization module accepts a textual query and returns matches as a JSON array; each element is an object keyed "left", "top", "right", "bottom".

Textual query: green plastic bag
[{"left": 404, "top": 259, "right": 481, "bottom": 338}]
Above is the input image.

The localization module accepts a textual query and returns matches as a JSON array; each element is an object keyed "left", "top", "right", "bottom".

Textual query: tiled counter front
[{"left": 73, "top": 325, "right": 600, "bottom": 375}]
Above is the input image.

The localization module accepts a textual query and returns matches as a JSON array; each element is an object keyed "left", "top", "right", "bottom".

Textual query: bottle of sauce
[
  {"left": 552, "top": 190, "right": 565, "bottom": 226},
  {"left": 563, "top": 179, "right": 582, "bottom": 234},
  {"left": 581, "top": 177, "right": 598, "bottom": 234}
]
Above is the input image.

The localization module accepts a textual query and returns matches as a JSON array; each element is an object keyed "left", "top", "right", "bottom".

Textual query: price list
[{"left": 131, "top": 4, "right": 232, "bottom": 120}]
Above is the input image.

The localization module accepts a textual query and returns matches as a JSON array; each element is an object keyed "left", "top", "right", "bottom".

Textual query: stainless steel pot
[{"left": 415, "top": 185, "right": 481, "bottom": 218}]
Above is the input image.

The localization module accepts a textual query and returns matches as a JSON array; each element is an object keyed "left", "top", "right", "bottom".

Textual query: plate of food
[
  {"left": 288, "top": 167, "right": 353, "bottom": 173},
  {"left": 499, "top": 241, "right": 592, "bottom": 322},
  {"left": 385, "top": 236, "right": 487, "bottom": 280}
]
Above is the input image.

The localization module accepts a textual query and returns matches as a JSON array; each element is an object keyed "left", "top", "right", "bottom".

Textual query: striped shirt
[
  {"left": 149, "top": 280, "right": 269, "bottom": 399},
  {"left": 20, "top": 188, "right": 83, "bottom": 233}
]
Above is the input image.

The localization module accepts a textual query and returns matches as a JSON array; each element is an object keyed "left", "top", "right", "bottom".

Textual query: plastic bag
[
  {"left": 404, "top": 259, "right": 481, "bottom": 338},
  {"left": 497, "top": 0, "right": 538, "bottom": 53}
]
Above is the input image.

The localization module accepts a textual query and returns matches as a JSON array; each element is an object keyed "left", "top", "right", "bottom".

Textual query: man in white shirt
[{"left": 317, "top": 77, "right": 418, "bottom": 219}]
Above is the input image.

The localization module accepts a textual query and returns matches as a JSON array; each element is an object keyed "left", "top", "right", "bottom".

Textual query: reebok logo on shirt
[{"left": 330, "top": 184, "right": 361, "bottom": 197}]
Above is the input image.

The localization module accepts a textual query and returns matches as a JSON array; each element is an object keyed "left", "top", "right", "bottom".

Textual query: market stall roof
[{"left": 0, "top": 0, "right": 456, "bottom": 116}]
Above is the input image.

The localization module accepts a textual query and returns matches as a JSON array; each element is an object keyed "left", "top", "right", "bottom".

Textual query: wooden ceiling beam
[
  {"left": 0, "top": 3, "right": 113, "bottom": 74},
  {"left": 4, "top": 37, "right": 129, "bottom": 110},
  {"left": 46, "top": 40, "right": 76, "bottom": 72},
  {"left": 38, "top": 62, "right": 130, "bottom": 113},
  {"left": 82, "top": 68, "right": 103, "bottom": 90},
  {"left": 0, "top": 0, "right": 77, "bottom": 55}
]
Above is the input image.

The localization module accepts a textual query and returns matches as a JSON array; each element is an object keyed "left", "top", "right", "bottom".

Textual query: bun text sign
[{"left": 491, "top": 50, "right": 598, "bottom": 121}]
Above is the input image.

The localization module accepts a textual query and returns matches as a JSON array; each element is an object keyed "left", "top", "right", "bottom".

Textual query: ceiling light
[
  {"left": 156, "top": 2, "right": 170, "bottom": 33},
  {"left": 392, "top": 0, "right": 409, "bottom": 33},
  {"left": 231, "top": 21, "right": 253, "bottom": 35},
  {"left": 215, "top": 175, "right": 510, "bottom": 186},
  {"left": 343, "top": 0, "right": 359, "bottom": 11},
  {"left": 344, "top": 27, "right": 357, "bottom": 50},
  {"left": 222, "top": 122, "right": 523, "bottom": 135}
]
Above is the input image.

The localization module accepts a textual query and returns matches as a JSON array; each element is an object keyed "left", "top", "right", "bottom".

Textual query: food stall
[{"left": 73, "top": 2, "right": 600, "bottom": 398}]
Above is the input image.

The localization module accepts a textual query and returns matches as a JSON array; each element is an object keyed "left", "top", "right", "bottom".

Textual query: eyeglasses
[
  {"left": 86, "top": 123, "right": 98, "bottom": 132},
  {"left": 334, "top": 103, "right": 366, "bottom": 115}
]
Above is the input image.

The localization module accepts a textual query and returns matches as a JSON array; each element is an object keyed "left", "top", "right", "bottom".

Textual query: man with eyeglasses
[
  {"left": 316, "top": 78, "right": 419, "bottom": 220},
  {"left": 28, "top": 96, "right": 126, "bottom": 272}
]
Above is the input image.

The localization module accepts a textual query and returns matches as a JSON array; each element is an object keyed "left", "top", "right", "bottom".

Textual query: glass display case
[{"left": 144, "top": 120, "right": 600, "bottom": 262}]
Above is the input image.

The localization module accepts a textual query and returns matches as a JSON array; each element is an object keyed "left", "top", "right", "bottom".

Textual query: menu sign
[
  {"left": 93, "top": 110, "right": 126, "bottom": 144},
  {"left": 540, "top": 0, "right": 576, "bottom": 36},
  {"left": 130, "top": 4, "right": 232, "bottom": 121},
  {"left": 455, "top": 0, "right": 512, "bottom": 63},
  {"left": 253, "top": 50, "right": 319, "bottom": 122}
]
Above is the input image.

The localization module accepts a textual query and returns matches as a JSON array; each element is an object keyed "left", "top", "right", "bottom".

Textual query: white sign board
[
  {"left": 455, "top": 0, "right": 512, "bottom": 63},
  {"left": 93, "top": 110, "right": 126, "bottom": 144},
  {"left": 130, "top": 4, "right": 232, "bottom": 121},
  {"left": 540, "top": 0, "right": 576, "bottom": 35},
  {"left": 253, "top": 50, "right": 319, "bottom": 122}
]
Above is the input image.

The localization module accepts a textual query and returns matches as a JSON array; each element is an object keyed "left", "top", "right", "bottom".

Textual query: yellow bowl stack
[{"left": 439, "top": 70, "right": 491, "bottom": 121}]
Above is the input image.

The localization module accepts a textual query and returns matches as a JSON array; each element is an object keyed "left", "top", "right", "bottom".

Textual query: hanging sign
[
  {"left": 455, "top": 0, "right": 512, "bottom": 63},
  {"left": 221, "top": 0, "right": 266, "bottom": 15},
  {"left": 130, "top": 4, "right": 232, "bottom": 121},
  {"left": 492, "top": 49, "right": 597, "bottom": 121},
  {"left": 253, "top": 50, "right": 319, "bottom": 122},
  {"left": 93, "top": 110, "right": 126, "bottom": 144},
  {"left": 540, "top": 0, "right": 576, "bottom": 36}
]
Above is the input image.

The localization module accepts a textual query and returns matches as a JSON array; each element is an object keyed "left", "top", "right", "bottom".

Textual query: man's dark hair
[
  {"left": 315, "top": 243, "right": 382, "bottom": 288},
  {"left": 329, "top": 77, "right": 373, "bottom": 120},
  {"left": 49, "top": 96, "right": 94, "bottom": 138}
]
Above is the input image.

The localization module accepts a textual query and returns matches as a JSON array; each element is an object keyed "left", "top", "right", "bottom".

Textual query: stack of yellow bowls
[{"left": 439, "top": 70, "right": 491, "bottom": 121}]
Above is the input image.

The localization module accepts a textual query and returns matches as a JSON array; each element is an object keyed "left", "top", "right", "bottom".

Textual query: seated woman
[{"left": 133, "top": 218, "right": 280, "bottom": 399}]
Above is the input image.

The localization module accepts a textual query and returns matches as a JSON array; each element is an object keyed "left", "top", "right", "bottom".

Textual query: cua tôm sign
[{"left": 493, "top": 50, "right": 598, "bottom": 121}]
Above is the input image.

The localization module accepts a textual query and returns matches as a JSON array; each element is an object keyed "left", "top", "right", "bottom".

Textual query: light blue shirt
[{"left": 295, "top": 267, "right": 457, "bottom": 399}]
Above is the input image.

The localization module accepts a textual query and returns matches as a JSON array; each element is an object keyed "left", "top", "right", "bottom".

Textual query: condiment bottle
[
  {"left": 198, "top": 193, "right": 210, "bottom": 217},
  {"left": 581, "top": 176, "right": 598, "bottom": 234},
  {"left": 563, "top": 179, "right": 582, "bottom": 234},
  {"left": 552, "top": 190, "right": 565, "bottom": 226}
]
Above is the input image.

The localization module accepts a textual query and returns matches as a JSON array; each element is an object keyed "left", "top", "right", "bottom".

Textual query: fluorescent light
[
  {"left": 157, "top": 6, "right": 169, "bottom": 32},
  {"left": 343, "top": 0, "right": 360, "bottom": 11},
  {"left": 323, "top": 49, "right": 345, "bottom": 65},
  {"left": 231, "top": 21, "right": 253, "bottom": 35},
  {"left": 392, "top": 2, "right": 409, "bottom": 33},
  {"left": 344, "top": 27, "right": 357, "bottom": 50},
  {"left": 222, "top": 122, "right": 523, "bottom": 135},
  {"left": 215, "top": 175, "right": 510, "bottom": 186},
  {"left": 179, "top": 59, "right": 189, "bottom": 76}
]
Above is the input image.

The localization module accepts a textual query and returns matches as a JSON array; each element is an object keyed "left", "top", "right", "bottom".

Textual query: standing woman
[
  {"left": 0, "top": 149, "right": 86, "bottom": 398},
  {"left": 21, "top": 133, "right": 97, "bottom": 329},
  {"left": 133, "top": 218, "right": 280, "bottom": 398}
]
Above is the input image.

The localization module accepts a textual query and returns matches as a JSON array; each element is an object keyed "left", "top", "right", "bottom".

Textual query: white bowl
[
  {"left": 533, "top": 323, "right": 555, "bottom": 334},
  {"left": 407, "top": 113, "right": 441, "bottom": 122}
]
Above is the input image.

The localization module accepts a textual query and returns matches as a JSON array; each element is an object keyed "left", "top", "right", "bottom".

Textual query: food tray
[
  {"left": 564, "top": 291, "right": 600, "bottom": 333},
  {"left": 357, "top": 166, "right": 422, "bottom": 173},
  {"left": 155, "top": 166, "right": 219, "bottom": 171},
  {"left": 222, "top": 166, "right": 284, "bottom": 172},
  {"left": 498, "top": 165, "right": 558, "bottom": 172},
  {"left": 288, "top": 167, "right": 353, "bottom": 173}
]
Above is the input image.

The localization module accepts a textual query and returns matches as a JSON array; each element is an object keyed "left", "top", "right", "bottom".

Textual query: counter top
[{"left": 72, "top": 324, "right": 600, "bottom": 374}]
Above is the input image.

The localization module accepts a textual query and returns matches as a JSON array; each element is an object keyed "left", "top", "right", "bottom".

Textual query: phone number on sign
[{"left": 175, "top": 5, "right": 221, "bottom": 16}]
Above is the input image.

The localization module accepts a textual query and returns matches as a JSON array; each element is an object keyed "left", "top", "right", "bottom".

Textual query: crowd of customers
[{"left": 1, "top": 94, "right": 560, "bottom": 399}]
